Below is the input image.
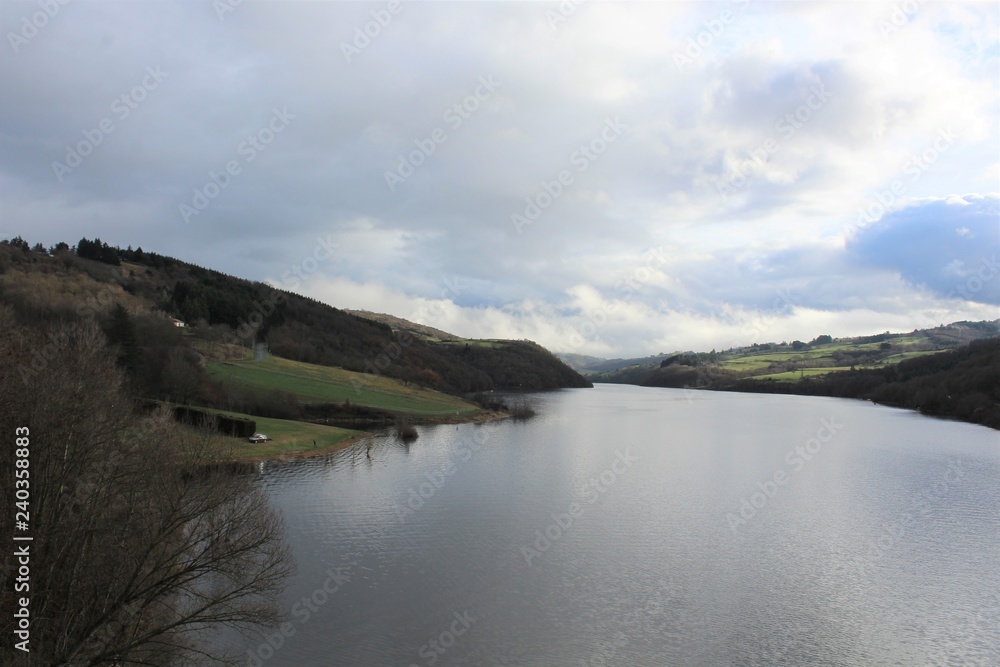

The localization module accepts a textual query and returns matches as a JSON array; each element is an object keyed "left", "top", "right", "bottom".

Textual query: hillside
[
  {"left": 346, "top": 309, "right": 462, "bottom": 341},
  {"left": 204, "top": 353, "right": 483, "bottom": 420},
  {"left": 725, "top": 338, "right": 1000, "bottom": 430},
  {"left": 559, "top": 352, "right": 676, "bottom": 376},
  {"left": 582, "top": 322, "right": 999, "bottom": 387},
  {"left": 0, "top": 238, "right": 590, "bottom": 398},
  {"left": 574, "top": 321, "right": 1000, "bottom": 430}
]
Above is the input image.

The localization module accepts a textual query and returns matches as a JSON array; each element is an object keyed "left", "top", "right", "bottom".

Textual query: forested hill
[
  {"left": 564, "top": 321, "right": 999, "bottom": 430},
  {"left": 723, "top": 338, "right": 1000, "bottom": 430},
  {"left": 0, "top": 237, "right": 590, "bottom": 393}
]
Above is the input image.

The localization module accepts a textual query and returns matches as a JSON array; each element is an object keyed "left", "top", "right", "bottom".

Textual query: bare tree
[
  {"left": 0, "top": 307, "right": 292, "bottom": 666},
  {"left": 160, "top": 345, "right": 203, "bottom": 405}
]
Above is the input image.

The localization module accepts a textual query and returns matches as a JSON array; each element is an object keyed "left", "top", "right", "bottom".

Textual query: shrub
[
  {"left": 172, "top": 405, "right": 256, "bottom": 437},
  {"left": 394, "top": 416, "right": 418, "bottom": 441}
]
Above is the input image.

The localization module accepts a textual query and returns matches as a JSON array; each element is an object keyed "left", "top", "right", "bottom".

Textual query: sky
[{"left": 1, "top": 0, "right": 998, "bottom": 358}]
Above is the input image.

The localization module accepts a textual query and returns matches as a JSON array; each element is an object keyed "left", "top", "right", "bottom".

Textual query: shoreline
[
  {"left": 228, "top": 431, "right": 375, "bottom": 463},
  {"left": 229, "top": 409, "right": 511, "bottom": 463}
]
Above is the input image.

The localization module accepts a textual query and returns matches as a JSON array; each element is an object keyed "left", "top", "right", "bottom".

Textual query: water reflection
[{"left": 241, "top": 385, "right": 1000, "bottom": 666}]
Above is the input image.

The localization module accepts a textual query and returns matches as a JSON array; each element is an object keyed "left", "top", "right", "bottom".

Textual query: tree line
[
  {"left": 0, "top": 304, "right": 291, "bottom": 665},
  {"left": 724, "top": 339, "right": 1000, "bottom": 429},
  {"left": 0, "top": 237, "right": 590, "bottom": 408}
]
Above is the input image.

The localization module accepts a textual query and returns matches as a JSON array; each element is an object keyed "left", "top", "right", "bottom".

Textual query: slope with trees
[
  {"left": 724, "top": 338, "right": 1000, "bottom": 429},
  {"left": 0, "top": 238, "right": 590, "bottom": 404},
  {"left": 0, "top": 306, "right": 291, "bottom": 665},
  {"left": 570, "top": 321, "right": 1000, "bottom": 430}
]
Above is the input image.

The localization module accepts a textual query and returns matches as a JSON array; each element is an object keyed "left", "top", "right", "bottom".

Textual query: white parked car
[{"left": 248, "top": 433, "right": 270, "bottom": 443}]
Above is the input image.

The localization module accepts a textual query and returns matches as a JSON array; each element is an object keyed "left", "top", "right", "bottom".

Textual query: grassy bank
[
  {"left": 205, "top": 354, "right": 483, "bottom": 418},
  {"left": 191, "top": 405, "right": 368, "bottom": 459},
  {"left": 191, "top": 353, "right": 512, "bottom": 460}
]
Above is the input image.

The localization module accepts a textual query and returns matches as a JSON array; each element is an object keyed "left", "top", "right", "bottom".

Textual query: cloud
[
  {"left": 0, "top": 0, "right": 997, "bottom": 357},
  {"left": 848, "top": 195, "right": 1000, "bottom": 305}
]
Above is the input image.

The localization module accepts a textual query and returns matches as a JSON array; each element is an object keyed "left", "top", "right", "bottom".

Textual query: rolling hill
[
  {"left": 0, "top": 237, "right": 591, "bottom": 456},
  {"left": 569, "top": 321, "right": 999, "bottom": 387},
  {"left": 564, "top": 321, "right": 1000, "bottom": 430},
  {"left": 205, "top": 353, "right": 483, "bottom": 419},
  {"left": 0, "top": 238, "right": 590, "bottom": 396}
]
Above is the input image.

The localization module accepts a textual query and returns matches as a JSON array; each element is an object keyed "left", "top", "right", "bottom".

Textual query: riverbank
[
  {"left": 229, "top": 431, "right": 375, "bottom": 462},
  {"left": 228, "top": 409, "right": 511, "bottom": 462}
]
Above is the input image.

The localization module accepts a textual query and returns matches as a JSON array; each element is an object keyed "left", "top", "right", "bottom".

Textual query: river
[{"left": 238, "top": 384, "right": 1000, "bottom": 666}]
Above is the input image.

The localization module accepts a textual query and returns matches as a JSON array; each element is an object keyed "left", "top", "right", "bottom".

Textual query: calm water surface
[{"left": 240, "top": 384, "right": 1000, "bottom": 666}]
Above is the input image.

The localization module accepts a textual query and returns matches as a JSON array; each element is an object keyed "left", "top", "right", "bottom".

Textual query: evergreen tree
[{"left": 105, "top": 303, "right": 139, "bottom": 372}]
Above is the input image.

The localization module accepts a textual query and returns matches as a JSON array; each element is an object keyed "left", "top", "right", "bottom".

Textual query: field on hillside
[
  {"left": 205, "top": 354, "right": 482, "bottom": 417},
  {"left": 586, "top": 322, "right": 999, "bottom": 386},
  {"left": 718, "top": 340, "right": 945, "bottom": 383}
]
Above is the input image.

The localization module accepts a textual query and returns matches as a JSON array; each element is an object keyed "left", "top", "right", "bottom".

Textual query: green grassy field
[
  {"left": 723, "top": 345, "right": 945, "bottom": 382},
  {"left": 877, "top": 350, "right": 942, "bottom": 363},
  {"left": 721, "top": 357, "right": 784, "bottom": 370},
  {"left": 706, "top": 332, "right": 953, "bottom": 384},
  {"left": 191, "top": 405, "right": 364, "bottom": 458},
  {"left": 205, "top": 355, "right": 482, "bottom": 417},
  {"left": 753, "top": 367, "right": 855, "bottom": 382}
]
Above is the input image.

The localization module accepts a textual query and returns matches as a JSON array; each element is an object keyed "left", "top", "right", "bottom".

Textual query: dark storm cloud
[{"left": 848, "top": 195, "right": 1000, "bottom": 305}]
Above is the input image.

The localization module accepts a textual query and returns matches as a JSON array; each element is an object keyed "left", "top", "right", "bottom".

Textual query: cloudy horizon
[{"left": 2, "top": 0, "right": 998, "bottom": 358}]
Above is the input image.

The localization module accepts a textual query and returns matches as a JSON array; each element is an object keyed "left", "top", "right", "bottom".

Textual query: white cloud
[{"left": 1, "top": 0, "right": 997, "bottom": 358}]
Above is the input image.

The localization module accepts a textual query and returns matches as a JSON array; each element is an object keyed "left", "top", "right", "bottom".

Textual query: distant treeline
[
  {"left": 721, "top": 339, "right": 1000, "bottom": 430},
  {"left": 7, "top": 234, "right": 157, "bottom": 266}
]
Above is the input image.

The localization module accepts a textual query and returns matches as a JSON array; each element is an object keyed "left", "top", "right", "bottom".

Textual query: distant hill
[
  {"left": 345, "top": 310, "right": 591, "bottom": 391},
  {"left": 724, "top": 338, "right": 1000, "bottom": 430},
  {"left": 346, "top": 310, "right": 462, "bottom": 341},
  {"left": 559, "top": 352, "right": 677, "bottom": 375},
  {"left": 555, "top": 352, "right": 605, "bottom": 373},
  {"left": 566, "top": 320, "right": 1000, "bottom": 430},
  {"left": 576, "top": 322, "right": 1000, "bottom": 387}
]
